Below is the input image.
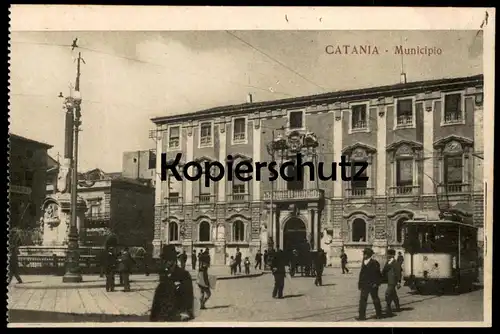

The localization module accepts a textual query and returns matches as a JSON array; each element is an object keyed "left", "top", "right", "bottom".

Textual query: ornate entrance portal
[{"left": 283, "top": 217, "right": 307, "bottom": 252}]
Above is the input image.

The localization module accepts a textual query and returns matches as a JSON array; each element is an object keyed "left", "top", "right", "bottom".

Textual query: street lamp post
[{"left": 63, "top": 93, "right": 83, "bottom": 283}]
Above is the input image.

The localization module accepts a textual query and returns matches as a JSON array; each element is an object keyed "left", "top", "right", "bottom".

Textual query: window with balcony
[
  {"left": 395, "top": 158, "right": 413, "bottom": 194},
  {"left": 167, "top": 174, "right": 182, "bottom": 204},
  {"left": 443, "top": 93, "right": 464, "bottom": 125},
  {"left": 351, "top": 218, "right": 367, "bottom": 242},
  {"left": 169, "top": 221, "right": 179, "bottom": 242},
  {"left": 199, "top": 221, "right": 211, "bottom": 242},
  {"left": 396, "top": 98, "right": 414, "bottom": 128},
  {"left": 288, "top": 111, "right": 305, "bottom": 130},
  {"left": 232, "top": 220, "right": 245, "bottom": 242},
  {"left": 233, "top": 118, "right": 246, "bottom": 143},
  {"left": 197, "top": 163, "right": 216, "bottom": 203},
  {"left": 350, "top": 164, "right": 368, "bottom": 196},
  {"left": 351, "top": 104, "right": 368, "bottom": 131},
  {"left": 199, "top": 122, "right": 213, "bottom": 147},
  {"left": 444, "top": 155, "right": 464, "bottom": 193},
  {"left": 168, "top": 126, "right": 180, "bottom": 150},
  {"left": 232, "top": 181, "right": 246, "bottom": 202}
]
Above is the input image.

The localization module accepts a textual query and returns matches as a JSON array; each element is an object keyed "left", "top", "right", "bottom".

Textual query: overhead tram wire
[
  {"left": 225, "top": 31, "right": 328, "bottom": 93},
  {"left": 10, "top": 39, "right": 295, "bottom": 100}
]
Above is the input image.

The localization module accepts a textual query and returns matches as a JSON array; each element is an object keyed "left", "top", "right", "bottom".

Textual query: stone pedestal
[
  {"left": 152, "top": 239, "right": 162, "bottom": 259},
  {"left": 329, "top": 239, "right": 344, "bottom": 267},
  {"left": 214, "top": 242, "right": 226, "bottom": 266}
]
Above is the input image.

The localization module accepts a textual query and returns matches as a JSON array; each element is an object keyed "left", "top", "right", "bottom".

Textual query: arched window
[
  {"left": 169, "top": 222, "right": 179, "bottom": 242},
  {"left": 199, "top": 221, "right": 211, "bottom": 242},
  {"left": 352, "top": 218, "right": 367, "bottom": 242},
  {"left": 232, "top": 220, "right": 245, "bottom": 242},
  {"left": 396, "top": 218, "right": 408, "bottom": 243}
]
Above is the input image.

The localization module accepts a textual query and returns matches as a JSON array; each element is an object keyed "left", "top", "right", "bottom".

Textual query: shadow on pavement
[
  {"left": 321, "top": 283, "right": 336, "bottom": 287},
  {"left": 283, "top": 294, "right": 304, "bottom": 299},
  {"left": 8, "top": 309, "right": 149, "bottom": 323},
  {"left": 208, "top": 305, "right": 231, "bottom": 310}
]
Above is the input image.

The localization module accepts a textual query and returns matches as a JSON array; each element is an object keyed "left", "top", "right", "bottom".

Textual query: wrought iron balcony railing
[
  {"left": 228, "top": 193, "right": 249, "bottom": 202},
  {"left": 196, "top": 194, "right": 216, "bottom": 204},
  {"left": 9, "top": 184, "right": 32, "bottom": 195},
  {"left": 345, "top": 187, "right": 375, "bottom": 198},
  {"left": 164, "top": 196, "right": 183, "bottom": 205},
  {"left": 389, "top": 185, "right": 420, "bottom": 196},
  {"left": 396, "top": 115, "right": 413, "bottom": 126},
  {"left": 263, "top": 189, "right": 324, "bottom": 202},
  {"left": 438, "top": 183, "right": 470, "bottom": 194}
]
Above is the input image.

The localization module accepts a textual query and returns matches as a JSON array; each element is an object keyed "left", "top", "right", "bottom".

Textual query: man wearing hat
[
  {"left": 150, "top": 245, "right": 194, "bottom": 322},
  {"left": 357, "top": 247, "right": 383, "bottom": 320},
  {"left": 382, "top": 249, "right": 402, "bottom": 316}
]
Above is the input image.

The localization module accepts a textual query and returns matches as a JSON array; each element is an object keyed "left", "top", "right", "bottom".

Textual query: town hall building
[{"left": 150, "top": 74, "right": 484, "bottom": 266}]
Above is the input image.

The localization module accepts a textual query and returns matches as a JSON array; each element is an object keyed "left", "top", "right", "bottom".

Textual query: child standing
[
  {"left": 197, "top": 260, "right": 211, "bottom": 309},
  {"left": 229, "top": 256, "right": 237, "bottom": 275},
  {"left": 244, "top": 257, "right": 251, "bottom": 275}
]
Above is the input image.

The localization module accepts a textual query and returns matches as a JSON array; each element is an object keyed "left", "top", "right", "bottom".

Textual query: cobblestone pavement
[{"left": 8, "top": 268, "right": 485, "bottom": 324}]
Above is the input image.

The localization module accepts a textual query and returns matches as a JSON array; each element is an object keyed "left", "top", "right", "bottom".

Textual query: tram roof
[{"left": 403, "top": 219, "right": 478, "bottom": 229}]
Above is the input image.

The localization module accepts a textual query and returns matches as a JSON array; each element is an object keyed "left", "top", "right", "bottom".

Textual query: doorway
[{"left": 283, "top": 217, "right": 307, "bottom": 252}]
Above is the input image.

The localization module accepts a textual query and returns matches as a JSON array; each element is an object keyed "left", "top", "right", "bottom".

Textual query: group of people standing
[
  {"left": 102, "top": 246, "right": 136, "bottom": 292},
  {"left": 356, "top": 248, "right": 403, "bottom": 321}
]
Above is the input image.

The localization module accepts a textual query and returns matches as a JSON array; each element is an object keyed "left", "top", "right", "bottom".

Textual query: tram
[{"left": 401, "top": 218, "right": 480, "bottom": 294}]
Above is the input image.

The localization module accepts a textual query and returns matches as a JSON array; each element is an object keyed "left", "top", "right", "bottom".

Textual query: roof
[
  {"left": 151, "top": 74, "right": 483, "bottom": 124},
  {"left": 9, "top": 133, "right": 53, "bottom": 149}
]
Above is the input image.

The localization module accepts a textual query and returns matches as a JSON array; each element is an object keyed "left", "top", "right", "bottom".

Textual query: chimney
[
  {"left": 400, "top": 73, "right": 407, "bottom": 84},
  {"left": 246, "top": 93, "right": 253, "bottom": 103}
]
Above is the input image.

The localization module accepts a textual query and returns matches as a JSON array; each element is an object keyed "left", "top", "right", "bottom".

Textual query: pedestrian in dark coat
[
  {"left": 118, "top": 247, "right": 135, "bottom": 292},
  {"left": 8, "top": 245, "right": 23, "bottom": 285},
  {"left": 179, "top": 250, "right": 188, "bottom": 270},
  {"left": 271, "top": 250, "right": 286, "bottom": 299},
  {"left": 150, "top": 245, "right": 194, "bottom": 322},
  {"left": 382, "top": 249, "right": 402, "bottom": 316},
  {"left": 255, "top": 250, "right": 263, "bottom": 270},
  {"left": 235, "top": 247, "right": 242, "bottom": 273},
  {"left": 356, "top": 248, "right": 383, "bottom": 321},
  {"left": 263, "top": 250, "right": 269, "bottom": 270},
  {"left": 197, "top": 259, "right": 212, "bottom": 309},
  {"left": 104, "top": 247, "right": 117, "bottom": 292},
  {"left": 191, "top": 250, "right": 197, "bottom": 270},
  {"left": 340, "top": 250, "right": 349, "bottom": 274},
  {"left": 314, "top": 249, "right": 327, "bottom": 286}
]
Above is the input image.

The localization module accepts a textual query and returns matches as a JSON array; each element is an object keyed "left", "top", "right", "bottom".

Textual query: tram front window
[{"left": 404, "top": 224, "right": 458, "bottom": 254}]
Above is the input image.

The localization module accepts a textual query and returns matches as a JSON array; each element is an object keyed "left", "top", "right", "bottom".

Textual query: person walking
[
  {"left": 150, "top": 245, "right": 194, "bottom": 322},
  {"left": 356, "top": 248, "right": 383, "bottom": 321},
  {"left": 104, "top": 246, "right": 117, "bottom": 292},
  {"left": 255, "top": 250, "right": 263, "bottom": 270},
  {"left": 117, "top": 246, "right": 135, "bottom": 292},
  {"left": 191, "top": 250, "right": 197, "bottom": 271},
  {"left": 340, "top": 249, "right": 349, "bottom": 274},
  {"left": 271, "top": 249, "right": 286, "bottom": 299},
  {"left": 197, "top": 259, "right": 212, "bottom": 309},
  {"left": 397, "top": 251, "right": 404, "bottom": 279},
  {"left": 179, "top": 250, "right": 188, "bottom": 270},
  {"left": 314, "top": 249, "right": 327, "bottom": 286},
  {"left": 197, "top": 250, "right": 203, "bottom": 269},
  {"left": 382, "top": 249, "right": 402, "bottom": 316},
  {"left": 8, "top": 245, "right": 23, "bottom": 285},
  {"left": 235, "top": 247, "right": 242, "bottom": 273},
  {"left": 244, "top": 257, "right": 251, "bottom": 275},
  {"left": 263, "top": 250, "right": 269, "bottom": 270}
]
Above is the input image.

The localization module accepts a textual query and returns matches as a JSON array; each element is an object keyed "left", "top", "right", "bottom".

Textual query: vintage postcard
[{"left": 7, "top": 5, "right": 494, "bottom": 327}]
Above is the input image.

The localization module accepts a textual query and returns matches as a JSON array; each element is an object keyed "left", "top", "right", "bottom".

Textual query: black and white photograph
[{"left": 7, "top": 6, "right": 493, "bottom": 327}]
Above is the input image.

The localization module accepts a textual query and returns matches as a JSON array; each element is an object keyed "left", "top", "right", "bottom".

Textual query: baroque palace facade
[{"left": 150, "top": 74, "right": 484, "bottom": 266}]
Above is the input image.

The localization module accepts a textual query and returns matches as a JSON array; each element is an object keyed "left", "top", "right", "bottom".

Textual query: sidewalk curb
[{"left": 9, "top": 272, "right": 264, "bottom": 290}]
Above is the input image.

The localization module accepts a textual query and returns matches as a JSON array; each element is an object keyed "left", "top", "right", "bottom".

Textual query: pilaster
[
  {"left": 155, "top": 128, "right": 163, "bottom": 204},
  {"left": 423, "top": 98, "right": 435, "bottom": 194},
  {"left": 252, "top": 118, "right": 261, "bottom": 201},
  {"left": 376, "top": 105, "right": 387, "bottom": 196},
  {"left": 185, "top": 124, "right": 194, "bottom": 203},
  {"left": 332, "top": 104, "right": 343, "bottom": 198},
  {"left": 218, "top": 122, "right": 227, "bottom": 202}
]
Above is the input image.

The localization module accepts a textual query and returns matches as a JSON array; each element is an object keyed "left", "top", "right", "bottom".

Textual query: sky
[{"left": 9, "top": 30, "right": 483, "bottom": 172}]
